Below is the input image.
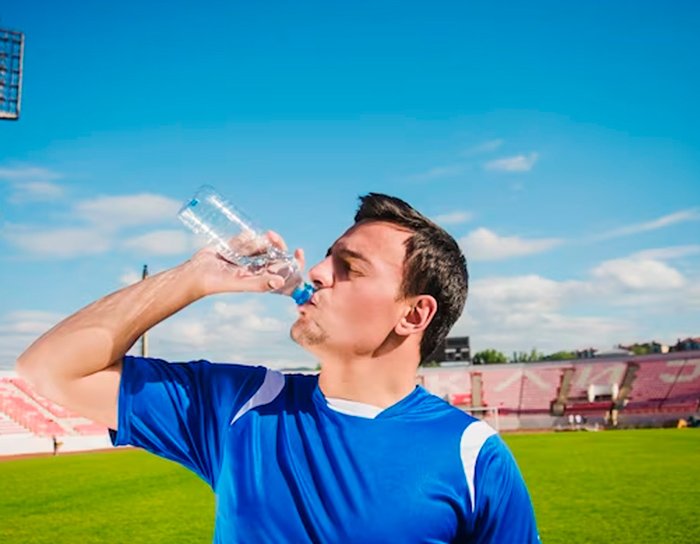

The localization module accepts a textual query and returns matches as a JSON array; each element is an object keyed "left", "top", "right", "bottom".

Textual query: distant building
[
  {"left": 595, "top": 346, "right": 633, "bottom": 357},
  {"left": 618, "top": 341, "right": 669, "bottom": 355},
  {"left": 431, "top": 336, "right": 471, "bottom": 364},
  {"left": 671, "top": 337, "right": 700, "bottom": 352},
  {"left": 575, "top": 348, "right": 598, "bottom": 359}
]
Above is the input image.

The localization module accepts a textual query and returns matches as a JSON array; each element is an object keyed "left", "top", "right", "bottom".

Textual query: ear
[{"left": 395, "top": 295, "right": 438, "bottom": 337}]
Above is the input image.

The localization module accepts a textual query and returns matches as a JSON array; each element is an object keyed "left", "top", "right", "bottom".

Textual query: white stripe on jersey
[
  {"left": 230, "top": 369, "right": 285, "bottom": 424},
  {"left": 460, "top": 420, "right": 497, "bottom": 513}
]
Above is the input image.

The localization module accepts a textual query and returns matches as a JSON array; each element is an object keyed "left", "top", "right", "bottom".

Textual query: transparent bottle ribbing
[{"left": 178, "top": 185, "right": 315, "bottom": 305}]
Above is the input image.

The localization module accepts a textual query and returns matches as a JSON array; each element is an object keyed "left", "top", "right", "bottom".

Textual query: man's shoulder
[
  {"left": 413, "top": 387, "right": 483, "bottom": 426},
  {"left": 122, "top": 356, "right": 272, "bottom": 401}
]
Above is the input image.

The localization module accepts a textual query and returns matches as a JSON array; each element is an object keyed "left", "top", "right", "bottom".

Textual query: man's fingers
[
  {"left": 266, "top": 231, "right": 288, "bottom": 251},
  {"left": 267, "top": 275, "right": 285, "bottom": 290},
  {"left": 294, "top": 248, "right": 305, "bottom": 271}
]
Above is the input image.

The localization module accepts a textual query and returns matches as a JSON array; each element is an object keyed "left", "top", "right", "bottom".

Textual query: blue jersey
[{"left": 110, "top": 356, "right": 539, "bottom": 543}]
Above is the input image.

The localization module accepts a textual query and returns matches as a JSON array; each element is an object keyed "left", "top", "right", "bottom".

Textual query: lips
[{"left": 297, "top": 296, "right": 316, "bottom": 315}]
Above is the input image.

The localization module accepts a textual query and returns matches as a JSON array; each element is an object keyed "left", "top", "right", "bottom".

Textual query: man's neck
[{"left": 317, "top": 353, "right": 419, "bottom": 409}]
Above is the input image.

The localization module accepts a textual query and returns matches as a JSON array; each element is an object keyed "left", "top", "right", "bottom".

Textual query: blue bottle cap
[{"left": 291, "top": 282, "right": 315, "bottom": 305}]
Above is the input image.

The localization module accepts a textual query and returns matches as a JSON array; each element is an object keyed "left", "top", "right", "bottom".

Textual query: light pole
[{"left": 140, "top": 264, "right": 149, "bottom": 357}]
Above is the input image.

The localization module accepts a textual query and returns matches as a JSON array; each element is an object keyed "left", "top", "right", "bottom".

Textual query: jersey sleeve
[
  {"left": 109, "top": 355, "right": 267, "bottom": 487},
  {"left": 469, "top": 434, "right": 540, "bottom": 543}
]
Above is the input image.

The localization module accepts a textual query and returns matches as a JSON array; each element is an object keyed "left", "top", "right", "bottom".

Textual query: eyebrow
[{"left": 326, "top": 245, "right": 373, "bottom": 266}]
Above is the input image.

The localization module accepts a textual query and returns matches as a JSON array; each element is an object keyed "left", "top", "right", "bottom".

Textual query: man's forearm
[{"left": 17, "top": 261, "right": 202, "bottom": 386}]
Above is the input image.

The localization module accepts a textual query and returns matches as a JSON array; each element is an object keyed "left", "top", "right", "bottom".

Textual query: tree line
[{"left": 471, "top": 348, "right": 590, "bottom": 365}]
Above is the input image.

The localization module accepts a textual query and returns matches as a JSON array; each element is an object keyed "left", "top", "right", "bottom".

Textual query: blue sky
[{"left": 1, "top": 1, "right": 698, "bottom": 369}]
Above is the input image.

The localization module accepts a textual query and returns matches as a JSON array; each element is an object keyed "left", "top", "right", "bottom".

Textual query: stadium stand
[
  {"left": 417, "top": 352, "right": 700, "bottom": 428},
  {"left": 7, "top": 376, "right": 73, "bottom": 418},
  {"left": 0, "top": 376, "right": 107, "bottom": 439},
  {"left": 566, "top": 361, "right": 627, "bottom": 414},
  {"left": 477, "top": 367, "right": 523, "bottom": 413},
  {"left": 624, "top": 360, "right": 674, "bottom": 412},
  {"left": 519, "top": 366, "right": 562, "bottom": 414},
  {"left": 0, "top": 412, "right": 30, "bottom": 435},
  {"left": 661, "top": 358, "right": 700, "bottom": 410}
]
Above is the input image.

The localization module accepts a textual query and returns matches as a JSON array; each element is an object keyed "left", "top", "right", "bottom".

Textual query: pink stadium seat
[
  {"left": 7, "top": 377, "right": 76, "bottom": 418},
  {"left": 519, "top": 366, "right": 562, "bottom": 414},
  {"left": 0, "top": 414, "right": 29, "bottom": 435},
  {"left": 420, "top": 368, "right": 471, "bottom": 401},
  {"left": 662, "top": 358, "right": 700, "bottom": 407},
  {"left": 1, "top": 378, "right": 69, "bottom": 437},
  {"left": 1, "top": 377, "right": 109, "bottom": 439},
  {"left": 478, "top": 368, "right": 523, "bottom": 413},
  {"left": 625, "top": 359, "right": 678, "bottom": 411}
]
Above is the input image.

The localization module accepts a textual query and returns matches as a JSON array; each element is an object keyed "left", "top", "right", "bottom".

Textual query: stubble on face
[{"left": 290, "top": 317, "right": 329, "bottom": 347}]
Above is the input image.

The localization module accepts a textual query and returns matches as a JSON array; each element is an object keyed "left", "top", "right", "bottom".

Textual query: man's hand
[{"left": 185, "top": 230, "right": 306, "bottom": 298}]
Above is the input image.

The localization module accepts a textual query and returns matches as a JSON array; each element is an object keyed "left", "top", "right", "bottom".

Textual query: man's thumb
[{"left": 267, "top": 276, "right": 285, "bottom": 290}]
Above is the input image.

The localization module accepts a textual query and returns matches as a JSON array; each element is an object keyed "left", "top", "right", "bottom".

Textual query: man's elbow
[
  {"left": 15, "top": 349, "right": 58, "bottom": 399},
  {"left": 16, "top": 351, "right": 36, "bottom": 381},
  {"left": 16, "top": 353, "right": 39, "bottom": 388}
]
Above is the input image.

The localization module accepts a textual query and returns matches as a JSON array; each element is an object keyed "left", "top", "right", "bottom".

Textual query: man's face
[{"left": 291, "top": 221, "right": 412, "bottom": 359}]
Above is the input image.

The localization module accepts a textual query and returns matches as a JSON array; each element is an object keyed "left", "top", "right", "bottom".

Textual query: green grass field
[{"left": 1, "top": 429, "right": 698, "bottom": 543}]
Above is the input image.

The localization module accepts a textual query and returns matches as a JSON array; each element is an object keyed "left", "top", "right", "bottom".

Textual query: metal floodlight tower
[{"left": 0, "top": 27, "right": 24, "bottom": 121}]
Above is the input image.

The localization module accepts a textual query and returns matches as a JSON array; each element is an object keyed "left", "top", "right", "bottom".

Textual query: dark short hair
[{"left": 354, "top": 193, "right": 468, "bottom": 363}]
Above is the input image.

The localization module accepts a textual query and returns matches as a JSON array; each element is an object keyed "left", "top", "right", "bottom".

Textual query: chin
[{"left": 290, "top": 320, "right": 328, "bottom": 348}]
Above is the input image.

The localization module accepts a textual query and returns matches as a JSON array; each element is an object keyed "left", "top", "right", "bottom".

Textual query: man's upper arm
[
  {"left": 47, "top": 359, "right": 123, "bottom": 431},
  {"left": 469, "top": 434, "right": 540, "bottom": 543},
  {"left": 110, "top": 356, "right": 268, "bottom": 486}
]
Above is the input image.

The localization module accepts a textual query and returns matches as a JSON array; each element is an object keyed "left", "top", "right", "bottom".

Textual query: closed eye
[
  {"left": 336, "top": 257, "right": 363, "bottom": 278},
  {"left": 326, "top": 244, "right": 371, "bottom": 277}
]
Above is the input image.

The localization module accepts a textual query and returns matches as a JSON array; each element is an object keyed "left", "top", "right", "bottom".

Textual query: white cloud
[
  {"left": 629, "top": 245, "right": 700, "bottom": 261},
  {"left": 74, "top": 193, "right": 181, "bottom": 229},
  {"left": 164, "top": 320, "right": 210, "bottom": 348},
  {"left": 0, "top": 310, "right": 66, "bottom": 369},
  {"left": 459, "top": 227, "right": 562, "bottom": 261},
  {"left": 240, "top": 314, "right": 285, "bottom": 332},
  {"left": 471, "top": 275, "right": 588, "bottom": 315},
  {"left": 594, "top": 208, "right": 700, "bottom": 240},
  {"left": 147, "top": 297, "right": 300, "bottom": 367},
  {"left": 3, "top": 190, "right": 188, "bottom": 259},
  {"left": 484, "top": 153, "right": 538, "bottom": 172},
  {"left": 119, "top": 268, "right": 143, "bottom": 287},
  {"left": 463, "top": 314, "right": 631, "bottom": 356},
  {"left": 213, "top": 300, "right": 265, "bottom": 319},
  {"left": 0, "top": 310, "right": 64, "bottom": 336},
  {"left": 451, "top": 274, "right": 629, "bottom": 355},
  {"left": 121, "top": 229, "right": 194, "bottom": 256},
  {"left": 0, "top": 165, "right": 65, "bottom": 203},
  {"left": 9, "top": 181, "right": 65, "bottom": 203},
  {"left": 462, "top": 139, "right": 504, "bottom": 156},
  {"left": 433, "top": 210, "right": 473, "bottom": 226},
  {"left": 592, "top": 257, "right": 686, "bottom": 291},
  {"left": 213, "top": 300, "right": 284, "bottom": 332},
  {"left": 0, "top": 166, "right": 62, "bottom": 182},
  {"left": 2, "top": 225, "right": 112, "bottom": 258},
  {"left": 448, "top": 243, "right": 699, "bottom": 356}
]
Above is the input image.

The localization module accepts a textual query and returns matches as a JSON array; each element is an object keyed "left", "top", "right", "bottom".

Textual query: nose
[{"left": 308, "top": 255, "right": 333, "bottom": 290}]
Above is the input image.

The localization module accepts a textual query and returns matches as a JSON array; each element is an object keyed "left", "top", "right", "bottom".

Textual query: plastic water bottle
[{"left": 177, "top": 185, "right": 315, "bottom": 305}]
